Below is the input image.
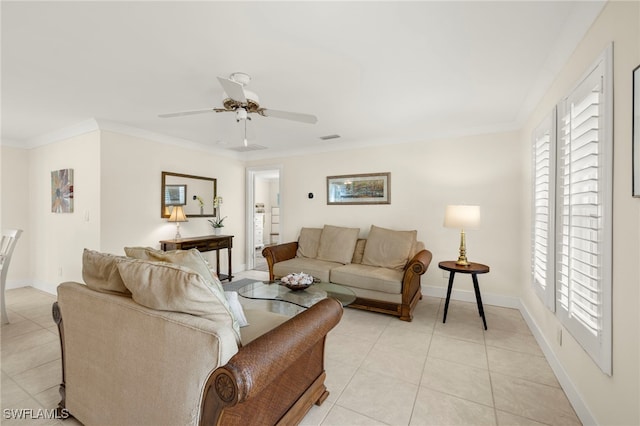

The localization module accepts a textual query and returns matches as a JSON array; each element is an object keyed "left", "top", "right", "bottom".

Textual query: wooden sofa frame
[
  {"left": 262, "top": 242, "right": 433, "bottom": 321},
  {"left": 52, "top": 297, "right": 343, "bottom": 425}
]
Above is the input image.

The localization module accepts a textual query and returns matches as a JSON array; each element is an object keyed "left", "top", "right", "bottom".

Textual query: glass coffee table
[{"left": 238, "top": 281, "right": 356, "bottom": 313}]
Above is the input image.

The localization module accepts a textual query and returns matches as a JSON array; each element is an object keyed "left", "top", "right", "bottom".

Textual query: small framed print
[{"left": 327, "top": 172, "right": 390, "bottom": 205}]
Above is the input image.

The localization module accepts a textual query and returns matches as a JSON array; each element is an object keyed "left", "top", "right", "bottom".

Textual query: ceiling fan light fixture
[
  {"left": 229, "top": 72, "right": 251, "bottom": 86},
  {"left": 236, "top": 108, "right": 248, "bottom": 121}
]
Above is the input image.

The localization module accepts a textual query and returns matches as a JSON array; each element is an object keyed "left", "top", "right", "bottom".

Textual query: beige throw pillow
[
  {"left": 124, "top": 246, "right": 225, "bottom": 293},
  {"left": 117, "top": 258, "right": 241, "bottom": 344},
  {"left": 82, "top": 249, "right": 131, "bottom": 296},
  {"left": 316, "top": 225, "right": 360, "bottom": 265},
  {"left": 124, "top": 247, "right": 238, "bottom": 333},
  {"left": 296, "top": 228, "right": 323, "bottom": 258},
  {"left": 362, "top": 225, "right": 417, "bottom": 270}
]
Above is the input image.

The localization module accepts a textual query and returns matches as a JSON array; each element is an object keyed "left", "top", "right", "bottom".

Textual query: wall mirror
[{"left": 161, "top": 171, "right": 217, "bottom": 218}]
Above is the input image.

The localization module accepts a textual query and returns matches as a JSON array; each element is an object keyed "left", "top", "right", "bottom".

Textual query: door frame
[{"left": 245, "top": 165, "right": 283, "bottom": 270}]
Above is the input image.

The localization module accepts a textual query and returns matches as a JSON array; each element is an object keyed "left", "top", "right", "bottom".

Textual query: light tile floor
[{"left": 1, "top": 270, "right": 581, "bottom": 425}]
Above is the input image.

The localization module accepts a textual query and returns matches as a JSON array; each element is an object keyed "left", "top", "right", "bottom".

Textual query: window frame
[{"left": 531, "top": 44, "right": 613, "bottom": 375}]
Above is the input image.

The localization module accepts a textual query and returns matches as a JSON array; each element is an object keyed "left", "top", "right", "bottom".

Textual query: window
[
  {"left": 531, "top": 45, "right": 612, "bottom": 375},
  {"left": 531, "top": 113, "right": 556, "bottom": 311}
]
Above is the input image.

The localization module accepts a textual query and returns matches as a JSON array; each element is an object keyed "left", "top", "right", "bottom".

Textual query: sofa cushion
[
  {"left": 273, "top": 258, "right": 343, "bottom": 283},
  {"left": 316, "top": 225, "right": 360, "bottom": 264},
  {"left": 116, "top": 258, "right": 241, "bottom": 344},
  {"left": 125, "top": 246, "right": 223, "bottom": 290},
  {"left": 330, "top": 263, "right": 404, "bottom": 294},
  {"left": 124, "top": 246, "right": 233, "bottom": 319},
  {"left": 82, "top": 249, "right": 131, "bottom": 296},
  {"left": 296, "top": 227, "right": 323, "bottom": 258},
  {"left": 362, "top": 225, "right": 417, "bottom": 270}
]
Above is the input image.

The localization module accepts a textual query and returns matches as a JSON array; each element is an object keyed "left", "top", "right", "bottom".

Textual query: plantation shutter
[
  {"left": 555, "top": 54, "right": 612, "bottom": 375},
  {"left": 531, "top": 114, "right": 555, "bottom": 310}
]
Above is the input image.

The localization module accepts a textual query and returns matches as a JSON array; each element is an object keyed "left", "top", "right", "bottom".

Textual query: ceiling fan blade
[
  {"left": 217, "top": 76, "right": 247, "bottom": 103},
  {"left": 261, "top": 109, "right": 318, "bottom": 124},
  {"left": 158, "top": 108, "right": 218, "bottom": 118}
]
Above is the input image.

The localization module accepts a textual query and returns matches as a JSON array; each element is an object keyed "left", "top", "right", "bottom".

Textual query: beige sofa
[
  {"left": 52, "top": 248, "right": 342, "bottom": 426},
  {"left": 263, "top": 225, "right": 433, "bottom": 321}
]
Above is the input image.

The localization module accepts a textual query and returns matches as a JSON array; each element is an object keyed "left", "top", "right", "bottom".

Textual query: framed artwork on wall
[
  {"left": 327, "top": 172, "right": 391, "bottom": 205},
  {"left": 51, "top": 168, "right": 74, "bottom": 213},
  {"left": 633, "top": 64, "right": 640, "bottom": 197}
]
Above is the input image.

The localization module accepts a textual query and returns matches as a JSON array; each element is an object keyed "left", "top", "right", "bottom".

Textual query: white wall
[
  {"left": 0, "top": 146, "right": 30, "bottom": 287},
  {"left": 99, "top": 131, "right": 247, "bottom": 273},
  {"left": 248, "top": 130, "right": 523, "bottom": 303},
  {"left": 28, "top": 131, "right": 102, "bottom": 294},
  {"left": 519, "top": 2, "right": 639, "bottom": 424}
]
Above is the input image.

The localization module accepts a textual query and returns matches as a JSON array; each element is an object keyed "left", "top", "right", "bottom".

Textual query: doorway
[{"left": 246, "top": 166, "right": 282, "bottom": 271}]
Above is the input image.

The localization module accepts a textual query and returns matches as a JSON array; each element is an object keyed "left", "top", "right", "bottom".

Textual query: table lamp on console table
[
  {"left": 168, "top": 205, "right": 188, "bottom": 239},
  {"left": 443, "top": 205, "right": 480, "bottom": 266}
]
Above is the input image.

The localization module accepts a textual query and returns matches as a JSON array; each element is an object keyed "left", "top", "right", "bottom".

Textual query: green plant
[{"left": 208, "top": 216, "right": 227, "bottom": 228}]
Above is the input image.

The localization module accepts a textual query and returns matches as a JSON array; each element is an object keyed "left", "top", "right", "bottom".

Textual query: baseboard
[
  {"left": 422, "top": 285, "right": 520, "bottom": 309},
  {"left": 423, "top": 284, "right": 594, "bottom": 424},
  {"left": 5, "top": 279, "right": 31, "bottom": 290},
  {"left": 518, "top": 303, "right": 596, "bottom": 426}
]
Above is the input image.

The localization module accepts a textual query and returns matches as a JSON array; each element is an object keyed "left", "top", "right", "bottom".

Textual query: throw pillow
[
  {"left": 82, "top": 249, "right": 131, "bottom": 296},
  {"left": 296, "top": 227, "right": 323, "bottom": 258},
  {"left": 362, "top": 225, "right": 417, "bottom": 270},
  {"left": 117, "top": 258, "right": 241, "bottom": 344},
  {"left": 124, "top": 246, "right": 225, "bottom": 294},
  {"left": 124, "top": 247, "right": 238, "bottom": 332},
  {"left": 316, "top": 225, "right": 360, "bottom": 264},
  {"left": 224, "top": 291, "right": 248, "bottom": 327}
]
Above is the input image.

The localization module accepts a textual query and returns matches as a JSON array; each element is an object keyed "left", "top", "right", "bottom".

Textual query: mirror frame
[{"left": 161, "top": 171, "right": 217, "bottom": 218}]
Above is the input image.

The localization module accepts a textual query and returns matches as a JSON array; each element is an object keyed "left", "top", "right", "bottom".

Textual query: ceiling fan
[{"left": 159, "top": 72, "right": 318, "bottom": 145}]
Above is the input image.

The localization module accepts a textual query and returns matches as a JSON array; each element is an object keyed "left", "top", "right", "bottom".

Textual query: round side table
[{"left": 438, "top": 261, "right": 490, "bottom": 330}]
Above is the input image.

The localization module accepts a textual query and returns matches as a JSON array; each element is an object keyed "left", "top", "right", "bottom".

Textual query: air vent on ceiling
[
  {"left": 319, "top": 134, "right": 341, "bottom": 141},
  {"left": 228, "top": 144, "right": 268, "bottom": 152}
]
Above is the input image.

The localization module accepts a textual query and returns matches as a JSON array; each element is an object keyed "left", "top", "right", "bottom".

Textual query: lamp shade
[
  {"left": 444, "top": 205, "right": 480, "bottom": 230},
  {"left": 168, "top": 205, "right": 188, "bottom": 223}
]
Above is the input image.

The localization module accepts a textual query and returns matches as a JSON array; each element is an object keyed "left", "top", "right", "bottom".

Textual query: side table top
[{"left": 438, "top": 261, "right": 490, "bottom": 274}]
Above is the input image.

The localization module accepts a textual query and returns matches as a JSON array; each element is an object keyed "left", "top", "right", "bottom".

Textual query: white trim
[
  {"left": 519, "top": 302, "right": 597, "bottom": 426},
  {"left": 5, "top": 279, "right": 31, "bottom": 290},
  {"left": 23, "top": 118, "right": 100, "bottom": 148},
  {"left": 245, "top": 165, "right": 283, "bottom": 271}
]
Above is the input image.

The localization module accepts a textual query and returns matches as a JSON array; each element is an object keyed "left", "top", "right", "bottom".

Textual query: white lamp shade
[
  {"left": 168, "top": 205, "right": 188, "bottom": 222},
  {"left": 444, "top": 205, "right": 480, "bottom": 230}
]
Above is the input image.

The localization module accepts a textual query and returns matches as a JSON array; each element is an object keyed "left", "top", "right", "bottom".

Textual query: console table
[{"left": 159, "top": 235, "right": 233, "bottom": 282}]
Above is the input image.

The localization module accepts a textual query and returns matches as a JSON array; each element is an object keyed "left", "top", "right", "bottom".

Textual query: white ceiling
[{"left": 1, "top": 1, "right": 605, "bottom": 160}]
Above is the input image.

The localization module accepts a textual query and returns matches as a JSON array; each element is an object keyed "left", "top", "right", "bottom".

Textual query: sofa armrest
[
  {"left": 405, "top": 249, "right": 433, "bottom": 275},
  {"left": 200, "top": 297, "right": 343, "bottom": 424},
  {"left": 262, "top": 242, "right": 298, "bottom": 280},
  {"left": 397, "top": 249, "right": 432, "bottom": 321}
]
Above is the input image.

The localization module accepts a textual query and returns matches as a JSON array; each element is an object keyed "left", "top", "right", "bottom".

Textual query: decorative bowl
[{"left": 280, "top": 272, "right": 316, "bottom": 291}]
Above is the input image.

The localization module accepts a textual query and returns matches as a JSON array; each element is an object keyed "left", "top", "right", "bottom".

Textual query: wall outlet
[
  {"left": 442, "top": 271, "right": 449, "bottom": 279},
  {"left": 557, "top": 327, "right": 563, "bottom": 346},
  {"left": 58, "top": 267, "right": 63, "bottom": 277}
]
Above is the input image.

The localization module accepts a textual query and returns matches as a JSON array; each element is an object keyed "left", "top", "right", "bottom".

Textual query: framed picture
[
  {"left": 327, "top": 172, "right": 391, "bottom": 205},
  {"left": 51, "top": 168, "right": 74, "bottom": 213},
  {"left": 165, "top": 184, "right": 187, "bottom": 206},
  {"left": 633, "top": 64, "right": 640, "bottom": 197}
]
